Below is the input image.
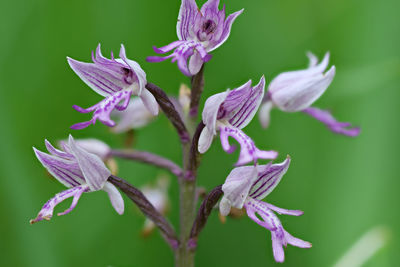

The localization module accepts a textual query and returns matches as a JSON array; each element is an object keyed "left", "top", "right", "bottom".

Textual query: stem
[
  {"left": 109, "top": 149, "right": 183, "bottom": 177},
  {"left": 175, "top": 137, "right": 197, "bottom": 267},
  {"left": 108, "top": 175, "right": 179, "bottom": 249},
  {"left": 146, "top": 82, "right": 190, "bottom": 143},
  {"left": 189, "top": 65, "right": 205, "bottom": 119}
]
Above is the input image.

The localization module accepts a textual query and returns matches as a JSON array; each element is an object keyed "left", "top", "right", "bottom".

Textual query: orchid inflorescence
[{"left": 31, "top": 0, "right": 360, "bottom": 265}]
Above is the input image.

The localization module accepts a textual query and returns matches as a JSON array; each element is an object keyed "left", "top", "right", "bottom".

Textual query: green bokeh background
[{"left": 0, "top": 0, "right": 399, "bottom": 266}]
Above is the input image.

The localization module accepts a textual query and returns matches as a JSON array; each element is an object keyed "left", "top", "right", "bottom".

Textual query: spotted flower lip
[
  {"left": 67, "top": 44, "right": 158, "bottom": 130},
  {"left": 198, "top": 76, "right": 278, "bottom": 166},
  {"left": 259, "top": 52, "right": 360, "bottom": 137},
  {"left": 146, "top": 0, "right": 243, "bottom": 76},
  {"left": 220, "top": 156, "right": 311, "bottom": 262},
  {"left": 111, "top": 97, "right": 158, "bottom": 133},
  {"left": 30, "top": 135, "right": 124, "bottom": 224}
]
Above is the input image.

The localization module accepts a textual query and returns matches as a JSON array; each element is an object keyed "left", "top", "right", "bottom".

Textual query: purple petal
[
  {"left": 67, "top": 57, "right": 125, "bottom": 97},
  {"left": 68, "top": 135, "right": 111, "bottom": 191},
  {"left": 45, "top": 139, "right": 74, "bottom": 160},
  {"left": 227, "top": 76, "right": 265, "bottom": 129},
  {"left": 250, "top": 156, "right": 290, "bottom": 200},
  {"left": 177, "top": 0, "right": 199, "bottom": 40},
  {"left": 208, "top": 8, "right": 244, "bottom": 52},
  {"left": 102, "top": 182, "right": 124, "bottom": 215},
  {"left": 244, "top": 198, "right": 281, "bottom": 231},
  {"left": 33, "top": 147, "right": 85, "bottom": 187},
  {"left": 188, "top": 51, "right": 203, "bottom": 76},
  {"left": 264, "top": 202, "right": 303, "bottom": 216},
  {"left": 303, "top": 107, "right": 361, "bottom": 137},
  {"left": 284, "top": 230, "right": 312, "bottom": 248},
  {"left": 153, "top": 41, "right": 186, "bottom": 54},
  {"left": 30, "top": 185, "right": 89, "bottom": 224},
  {"left": 219, "top": 126, "right": 278, "bottom": 166},
  {"left": 71, "top": 90, "right": 133, "bottom": 130}
]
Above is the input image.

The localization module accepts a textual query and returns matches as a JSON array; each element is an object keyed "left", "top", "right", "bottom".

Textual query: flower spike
[
  {"left": 198, "top": 76, "right": 278, "bottom": 165},
  {"left": 68, "top": 44, "right": 158, "bottom": 129},
  {"left": 147, "top": 0, "right": 243, "bottom": 76},
  {"left": 220, "top": 156, "right": 311, "bottom": 262},
  {"left": 31, "top": 135, "right": 124, "bottom": 224},
  {"left": 259, "top": 52, "right": 360, "bottom": 137}
]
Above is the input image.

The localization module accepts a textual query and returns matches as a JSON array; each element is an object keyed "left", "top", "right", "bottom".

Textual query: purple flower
[
  {"left": 111, "top": 98, "right": 158, "bottom": 133},
  {"left": 146, "top": 0, "right": 243, "bottom": 76},
  {"left": 67, "top": 44, "right": 158, "bottom": 130},
  {"left": 198, "top": 76, "right": 278, "bottom": 166},
  {"left": 31, "top": 135, "right": 124, "bottom": 224},
  {"left": 259, "top": 52, "right": 360, "bottom": 137},
  {"left": 219, "top": 156, "right": 311, "bottom": 262}
]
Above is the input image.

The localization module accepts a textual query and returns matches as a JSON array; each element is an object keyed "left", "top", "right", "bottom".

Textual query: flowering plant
[{"left": 31, "top": 0, "right": 359, "bottom": 266}]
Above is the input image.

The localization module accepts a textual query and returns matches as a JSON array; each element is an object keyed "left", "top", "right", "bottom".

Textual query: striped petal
[
  {"left": 33, "top": 147, "right": 85, "bottom": 188},
  {"left": 225, "top": 76, "right": 265, "bottom": 129},
  {"left": 68, "top": 44, "right": 146, "bottom": 97},
  {"left": 249, "top": 156, "right": 290, "bottom": 200},
  {"left": 177, "top": 0, "right": 199, "bottom": 41}
]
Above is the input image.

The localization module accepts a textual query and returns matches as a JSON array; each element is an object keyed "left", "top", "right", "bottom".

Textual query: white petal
[
  {"left": 258, "top": 100, "right": 274, "bottom": 128},
  {"left": 140, "top": 89, "right": 159, "bottom": 116},
  {"left": 103, "top": 182, "right": 124, "bottom": 215},
  {"left": 202, "top": 91, "right": 228, "bottom": 134},
  {"left": 198, "top": 126, "right": 215, "bottom": 153}
]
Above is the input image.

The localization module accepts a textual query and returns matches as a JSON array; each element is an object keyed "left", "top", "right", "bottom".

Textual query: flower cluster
[{"left": 31, "top": 0, "right": 360, "bottom": 265}]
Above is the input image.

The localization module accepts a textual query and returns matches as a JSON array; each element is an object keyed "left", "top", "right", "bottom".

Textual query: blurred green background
[{"left": 0, "top": 0, "right": 399, "bottom": 266}]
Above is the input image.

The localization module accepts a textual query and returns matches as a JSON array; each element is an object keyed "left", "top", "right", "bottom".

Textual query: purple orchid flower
[
  {"left": 146, "top": 0, "right": 243, "bottom": 76},
  {"left": 67, "top": 44, "right": 159, "bottom": 130},
  {"left": 198, "top": 76, "right": 278, "bottom": 166},
  {"left": 259, "top": 52, "right": 360, "bottom": 137},
  {"left": 219, "top": 156, "right": 311, "bottom": 262},
  {"left": 31, "top": 135, "right": 124, "bottom": 224}
]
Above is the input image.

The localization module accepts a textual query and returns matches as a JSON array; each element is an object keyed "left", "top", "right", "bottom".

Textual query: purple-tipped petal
[
  {"left": 102, "top": 182, "right": 124, "bottom": 215},
  {"left": 30, "top": 185, "right": 89, "bottom": 224},
  {"left": 68, "top": 135, "right": 111, "bottom": 191},
  {"left": 33, "top": 147, "right": 85, "bottom": 187},
  {"left": 71, "top": 90, "right": 133, "bottom": 130},
  {"left": 244, "top": 198, "right": 281, "bottom": 231},
  {"left": 303, "top": 107, "right": 360, "bottom": 137},
  {"left": 250, "top": 156, "right": 290, "bottom": 200},
  {"left": 219, "top": 126, "right": 278, "bottom": 166}
]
